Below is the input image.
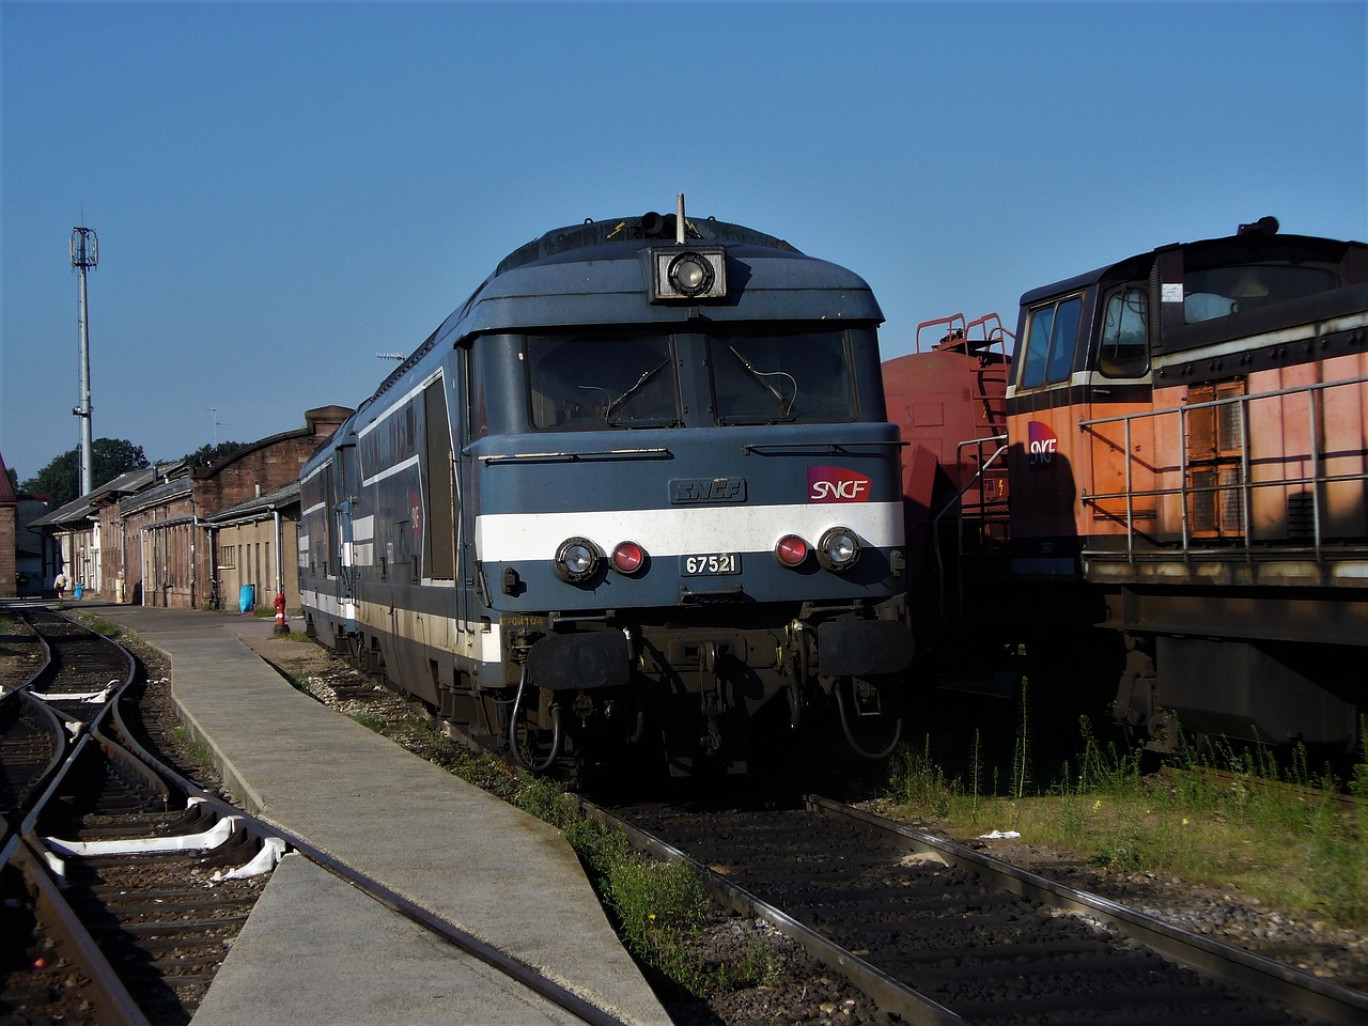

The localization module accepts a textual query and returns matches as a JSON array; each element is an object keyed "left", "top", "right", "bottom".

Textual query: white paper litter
[{"left": 977, "top": 830, "right": 1022, "bottom": 840}]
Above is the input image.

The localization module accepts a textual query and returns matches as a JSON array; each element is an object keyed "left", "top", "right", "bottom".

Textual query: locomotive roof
[
  {"left": 442, "top": 212, "right": 881, "bottom": 338},
  {"left": 495, "top": 213, "right": 799, "bottom": 274},
  {"left": 1018, "top": 227, "right": 1368, "bottom": 307},
  {"left": 351, "top": 210, "right": 883, "bottom": 414}
]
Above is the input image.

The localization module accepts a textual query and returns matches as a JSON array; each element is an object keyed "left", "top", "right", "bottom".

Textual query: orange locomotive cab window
[
  {"left": 1018, "top": 295, "right": 1083, "bottom": 389},
  {"left": 1098, "top": 286, "right": 1149, "bottom": 378}
]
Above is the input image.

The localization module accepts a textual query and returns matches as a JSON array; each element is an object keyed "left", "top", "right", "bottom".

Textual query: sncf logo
[
  {"left": 1028, "top": 421, "right": 1059, "bottom": 468},
  {"left": 808, "top": 466, "right": 872, "bottom": 503}
]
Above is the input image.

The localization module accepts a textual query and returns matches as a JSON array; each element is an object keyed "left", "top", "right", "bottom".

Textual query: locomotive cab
[{"left": 1008, "top": 219, "right": 1368, "bottom": 751}]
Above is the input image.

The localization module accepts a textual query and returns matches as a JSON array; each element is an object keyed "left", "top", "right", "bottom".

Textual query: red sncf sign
[
  {"left": 808, "top": 466, "right": 872, "bottom": 503},
  {"left": 1027, "top": 421, "right": 1059, "bottom": 469}
]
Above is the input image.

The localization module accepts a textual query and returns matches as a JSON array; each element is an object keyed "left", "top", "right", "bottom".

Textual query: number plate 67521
[{"left": 682, "top": 552, "right": 741, "bottom": 576}]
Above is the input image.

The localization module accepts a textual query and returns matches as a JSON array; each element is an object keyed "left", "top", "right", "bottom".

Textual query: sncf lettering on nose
[
  {"left": 808, "top": 467, "right": 872, "bottom": 502},
  {"left": 1028, "top": 421, "right": 1059, "bottom": 467}
]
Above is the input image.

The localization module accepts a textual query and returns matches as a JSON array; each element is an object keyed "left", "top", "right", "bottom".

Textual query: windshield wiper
[
  {"left": 728, "top": 347, "right": 793, "bottom": 416},
  {"left": 604, "top": 360, "right": 669, "bottom": 422}
]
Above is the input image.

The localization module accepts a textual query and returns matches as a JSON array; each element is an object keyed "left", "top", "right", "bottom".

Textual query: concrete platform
[{"left": 81, "top": 603, "right": 670, "bottom": 1026}]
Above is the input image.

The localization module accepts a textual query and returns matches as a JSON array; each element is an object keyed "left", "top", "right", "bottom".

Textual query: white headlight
[
  {"left": 554, "top": 537, "right": 601, "bottom": 583},
  {"left": 651, "top": 246, "right": 727, "bottom": 300},
  {"left": 817, "top": 527, "right": 861, "bottom": 572}
]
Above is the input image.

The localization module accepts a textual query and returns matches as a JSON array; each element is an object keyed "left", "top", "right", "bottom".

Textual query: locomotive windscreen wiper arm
[
  {"left": 604, "top": 360, "right": 669, "bottom": 422},
  {"left": 728, "top": 346, "right": 794, "bottom": 415}
]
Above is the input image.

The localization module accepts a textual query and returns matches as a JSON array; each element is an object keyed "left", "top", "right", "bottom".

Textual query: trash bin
[
  {"left": 74, "top": 582, "right": 84, "bottom": 600},
  {"left": 239, "top": 584, "right": 255, "bottom": 613}
]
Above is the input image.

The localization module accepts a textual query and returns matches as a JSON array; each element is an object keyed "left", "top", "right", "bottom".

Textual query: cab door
[
  {"left": 1008, "top": 282, "right": 1156, "bottom": 568},
  {"left": 1081, "top": 283, "right": 1157, "bottom": 539},
  {"left": 331, "top": 441, "right": 358, "bottom": 627},
  {"left": 1007, "top": 291, "right": 1088, "bottom": 562}
]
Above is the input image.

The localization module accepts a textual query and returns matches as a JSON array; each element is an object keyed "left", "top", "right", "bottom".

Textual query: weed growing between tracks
[
  {"left": 172, "top": 726, "right": 215, "bottom": 771},
  {"left": 372, "top": 721, "right": 798, "bottom": 1004},
  {"left": 883, "top": 712, "right": 1368, "bottom": 930}
]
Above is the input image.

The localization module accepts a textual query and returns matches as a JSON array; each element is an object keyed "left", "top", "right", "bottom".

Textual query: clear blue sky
[{"left": 2, "top": 0, "right": 1364, "bottom": 485}]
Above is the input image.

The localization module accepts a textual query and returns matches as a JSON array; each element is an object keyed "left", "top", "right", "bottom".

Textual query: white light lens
[
  {"left": 668, "top": 253, "right": 714, "bottom": 296},
  {"left": 555, "top": 537, "right": 600, "bottom": 583},
  {"left": 817, "top": 528, "right": 861, "bottom": 572}
]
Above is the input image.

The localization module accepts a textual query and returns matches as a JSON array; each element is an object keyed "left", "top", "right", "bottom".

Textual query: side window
[
  {"left": 1098, "top": 286, "right": 1149, "bottom": 378},
  {"left": 1019, "top": 295, "right": 1083, "bottom": 389}
]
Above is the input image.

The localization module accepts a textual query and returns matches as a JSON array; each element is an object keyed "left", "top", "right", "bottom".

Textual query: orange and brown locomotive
[{"left": 886, "top": 218, "right": 1367, "bottom": 752}]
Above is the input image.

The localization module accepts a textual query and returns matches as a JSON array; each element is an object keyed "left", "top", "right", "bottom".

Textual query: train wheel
[{"left": 834, "top": 676, "right": 903, "bottom": 760}]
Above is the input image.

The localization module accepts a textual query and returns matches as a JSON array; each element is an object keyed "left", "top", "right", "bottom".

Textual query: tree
[
  {"left": 21, "top": 438, "right": 150, "bottom": 508},
  {"left": 183, "top": 441, "right": 250, "bottom": 468}
]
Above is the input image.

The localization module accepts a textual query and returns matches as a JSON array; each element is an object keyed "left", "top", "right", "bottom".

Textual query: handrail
[
  {"left": 915, "top": 313, "right": 966, "bottom": 353},
  {"left": 914, "top": 312, "right": 1015, "bottom": 365},
  {"left": 930, "top": 436, "right": 1008, "bottom": 620},
  {"left": 1079, "top": 374, "right": 1368, "bottom": 563}
]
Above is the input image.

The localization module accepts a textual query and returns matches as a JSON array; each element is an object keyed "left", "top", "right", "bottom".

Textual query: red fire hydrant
[{"left": 274, "top": 591, "right": 288, "bottom": 634}]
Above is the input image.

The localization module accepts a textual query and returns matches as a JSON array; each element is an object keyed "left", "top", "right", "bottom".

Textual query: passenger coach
[{"left": 299, "top": 201, "right": 913, "bottom": 778}]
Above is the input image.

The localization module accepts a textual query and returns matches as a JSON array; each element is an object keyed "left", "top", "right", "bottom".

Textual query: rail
[{"left": 1078, "top": 373, "right": 1368, "bottom": 564}]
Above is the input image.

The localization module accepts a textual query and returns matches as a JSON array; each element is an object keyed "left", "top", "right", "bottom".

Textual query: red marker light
[
  {"left": 612, "top": 541, "right": 646, "bottom": 574},
  {"left": 774, "top": 534, "right": 809, "bottom": 567}
]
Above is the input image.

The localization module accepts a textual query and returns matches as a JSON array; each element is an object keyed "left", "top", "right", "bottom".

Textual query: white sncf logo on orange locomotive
[
  {"left": 808, "top": 466, "right": 872, "bottom": 502},
  {"left": 1027, "top": 421, "right": 1059, "bottom": 467}
]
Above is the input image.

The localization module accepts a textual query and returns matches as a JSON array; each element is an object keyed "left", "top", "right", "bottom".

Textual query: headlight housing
[
  {"left": 816, "top": 527, "right": 861, "bottom": 573},
  {"left": 650, "top": 246, "right": 727, "bottom": 300},
  {"left": 554, "top": 537, "right": 601, "bottom": 583}
]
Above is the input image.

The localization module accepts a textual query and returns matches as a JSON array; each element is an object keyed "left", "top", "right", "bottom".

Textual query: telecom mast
[{"left": 71, "top": 226, "right": 98, "bottom": 497}]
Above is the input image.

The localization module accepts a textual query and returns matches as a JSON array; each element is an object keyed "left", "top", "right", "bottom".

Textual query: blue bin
[
  {"left": 239, "top": 584, "right": 255, "bottom": 613},
  {"left": 74, "top": 582, "right": 84, "bottom": 600}
]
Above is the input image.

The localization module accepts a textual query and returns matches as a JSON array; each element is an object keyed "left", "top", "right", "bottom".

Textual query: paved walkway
[{"left": 82, "top": 603, "right": 669, "bottom": 1026}]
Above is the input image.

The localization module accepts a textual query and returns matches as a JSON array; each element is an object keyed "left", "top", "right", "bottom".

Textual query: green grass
[
  {"left": 76, "top": 614, "right": 124, "bottom": 639},
  {"left": 883, "top": 714, "right": 1368, "bottom": 928},
  {"left": 350, "top": 711, "right": 386, "bottom": 732},
  {"left": 172, "top": 726, "right": 215, "bottom": 769}
]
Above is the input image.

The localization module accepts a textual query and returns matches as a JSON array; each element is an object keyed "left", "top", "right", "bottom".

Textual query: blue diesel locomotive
[{"left": 298, "top": 200, "right": 913, "bottom": 777}]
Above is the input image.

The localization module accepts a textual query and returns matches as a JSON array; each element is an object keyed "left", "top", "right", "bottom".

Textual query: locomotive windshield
[
  {"left": 528, "top": 335, "right": 680, "bottom": 429},
  {"left": 710, "top": 330, "right": 857, "bottom": 424},
  {"left": 525, "top": 328, "right": 861, "bottom": 429},
  {"left": 1018, "top": 296, "right": 1083, "bottom": 389}
]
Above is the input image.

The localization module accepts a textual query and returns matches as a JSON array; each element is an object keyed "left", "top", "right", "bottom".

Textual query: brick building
[
  {"left": 33, "top": 406, "right": 350, "bottom": 609},
  {"left": 0, "top": 449, "right": 15, "bottom": 598},
  {"left": 122, "top": 406, "right": 350, "bottom": 609}
]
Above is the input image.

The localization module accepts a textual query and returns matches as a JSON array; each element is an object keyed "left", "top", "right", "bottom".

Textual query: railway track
[
  {"left": 590, "top": 795, "right": 1368, "bottom": 1026},
  {"left": 1, "top": 606, "right": 285, "bottom": 1025},
  {"left": 0, "top": 605, "right": 640, "bottom": 1026}
]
